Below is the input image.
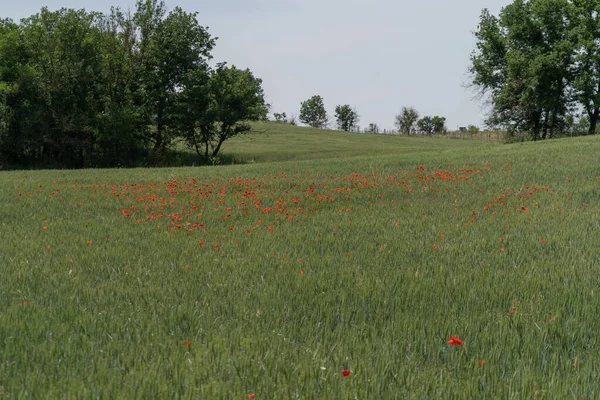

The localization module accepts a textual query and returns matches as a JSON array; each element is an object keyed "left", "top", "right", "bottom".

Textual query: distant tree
[
  {"left": 334, "top": 104, "right": 359, "bottom": 131},
  {"left": 432, "top": 116, "right": 447, "bottom": 134},
  {"left": 417, "top": 116, "right": 435, "bottom": 135},
  {"left": 299, "top": 95, "right": 328, "bottom": 128},
  {"left": 366, "top": 123, "right": 379, "bottom": 134},
  {"left": 273, "top": 112, "right": 287, "bottom": 123},
  {"left": 175, "top": 63, "right": 267, "bottom": 162},
  {"left": 395, "top": 107, "right": 419, "bottom": 135},
  {"left": 288, "top": 114, "right": 297, "bottom": 126},
  {"left": 467, "top": 125, "right": 480, "bottom": 134}
]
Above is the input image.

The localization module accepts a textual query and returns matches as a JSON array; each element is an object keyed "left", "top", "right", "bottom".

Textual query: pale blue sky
[{"left": 5, "top": 0, "right": 508, "bottom": 131}]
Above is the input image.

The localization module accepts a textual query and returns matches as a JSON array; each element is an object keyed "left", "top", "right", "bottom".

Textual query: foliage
[
  {"left": 418, "top": 115, "right": 447, "bottom": 135},
  {"left": 431, "top": 116, "right": 447, "bottom": 134},
  {"left": 395, "top": 107, "right": 420, "bottom": 135},
  {"left": 299, "top": 95, "right": 328, "bottom": 128},
  {"left": 469, "top": 0, "right": 600, "bottom": 139},
  {"left": 417, "top": 116, "right": 435, "bottom": 135},
  {"left": 135, "top": 3, "right": 215, "bottom": 152},
  {"left": 0, "top": 1, "right": 266, "bottom": 168},
  {"left": 273, "top": 112, "right": 287, "bottom": 123},
  {"left": 334, "top": 104, "right": 359, "bottom": 131},
  {"left": 468, "top": 124, "right": 480, "bottom": 134},
  {"left": 175, "top": 63, "right": 267, "bottom": 162},
  {"left": 366, "top": 123, "right": 379, "bottom": 134}
]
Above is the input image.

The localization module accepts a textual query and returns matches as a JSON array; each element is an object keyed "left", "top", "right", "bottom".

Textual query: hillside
[{"left": 215, "top": 122, "right": 499, "bottom": 164}]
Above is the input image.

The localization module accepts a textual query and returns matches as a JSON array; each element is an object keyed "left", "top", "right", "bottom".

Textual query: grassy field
[
  {"left": 1, "top": 125, "right": 600, "bottom": 398},
  {"left": 206, "top": 122, "right": 500, "bottom": 164}
]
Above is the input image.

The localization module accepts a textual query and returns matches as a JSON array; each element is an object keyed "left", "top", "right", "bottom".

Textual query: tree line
[
  {"left": 0, "top": 0, "right": 267, "bottom": 168},
  {"left": 274, "top": 95, "right": 449, "bottom": 135},
  {"left": 470, "top": 0, "right": 600, "bottom": 139}
]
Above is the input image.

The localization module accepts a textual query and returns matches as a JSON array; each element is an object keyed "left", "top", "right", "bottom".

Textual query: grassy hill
[
  {"left": 206, "top": 122, "right": 499, "bottom": 164},
  {"left": 1, "top": 127, "right": 600, "bottom": 398}
]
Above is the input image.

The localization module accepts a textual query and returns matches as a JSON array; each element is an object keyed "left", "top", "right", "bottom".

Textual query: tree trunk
[
  {"left": 532, "top": 113, "right": 541, "bottom": 141},
  {"left": 589, "top": 108, "right": 599, "bottom": 135},
  {"left": 212, "top": 135, "right": 226, "bottom": 158},
  {"left": 540, "top": 111, "right": 549, "bottom": 140},
  {"left": 153, "top": 97, "right": 166, "bottom": 151}
]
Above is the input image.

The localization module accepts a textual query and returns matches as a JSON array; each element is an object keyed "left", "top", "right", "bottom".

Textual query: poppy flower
[
  {"left": 183, "top": 340, "right": 192, "bottom": 346},
  {"left": 341, "top": 370, "right": 351, "bottom": 377},
  {"left": 479, "top": 360, "right": 486, "bottom": 367},
  {"left": 447, "top": 335, "right": 463, "bottom": 345},
  {"left": 248, "top": 394, "right": 255, "bottom": 399}
]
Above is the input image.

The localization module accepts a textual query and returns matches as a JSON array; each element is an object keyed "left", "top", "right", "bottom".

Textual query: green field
[{"left": 2, "top": 125, "right": 600, "bottom": 398}]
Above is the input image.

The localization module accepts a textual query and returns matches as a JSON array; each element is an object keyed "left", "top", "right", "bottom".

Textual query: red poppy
[
  {"left": 341, "top": 370, "right": 351, "bottom": 377},
  {"left": 183, "top": 340, "right": 192, "bottom": 346},
  {"left": 479, "top": 360, "right": 486, "bottom": 367},
  {"left": 447, "top": 335, "right": 463, "bottom": 345},
  {"left": 248, "top": 393, "right": 255, "bottom": 399}
]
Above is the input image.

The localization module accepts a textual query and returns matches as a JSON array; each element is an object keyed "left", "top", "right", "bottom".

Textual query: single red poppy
[
  {"left": 447, "top": 335, "right": 463, "bottom": 345},
  {"left": 341, "top": 370, "right": 350, "bottom": 377}
]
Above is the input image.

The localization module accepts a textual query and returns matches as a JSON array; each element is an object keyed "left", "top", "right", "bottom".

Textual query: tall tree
[
  {"left": 134, "top": 1, "right": 215, "bottom": 152},
  {"left": 571, "top": 0, "right": 600, "bottom": 135},
  {"left": 299, "top": 95, "right": 328, "bottom": 128},
  {"left": 395, "top": 107, "right": 419, "bottom": 135},
  {"left": 12, "top": 8, "right": 105, "bottom": 167},
  {"left": 470, "top": 0, "right": 574, "bottom": 139},
  {"left": 334, "top": 104, "right": 359, "bottom": 131}
]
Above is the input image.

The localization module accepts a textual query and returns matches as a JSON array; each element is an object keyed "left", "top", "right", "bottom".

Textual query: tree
[
  {"left": 417, "top": 116, "right": 434, "bottom": 135},
  {"left": 366, "top": 123, "right": 379, "bottom": 134},
  {"left": 467, "top": 125, "right": 480, "bottom": 134},
  {"left": 432, "top": 116, "right": 447, "bottom": 134},
  {"left": 134, "top": 1, "right": 215, "bottom": 152},
  {"left": 0, "top": 2, "right": 267, "bottom": 168},
  {"left": 470, "top": 1, "right": 574, "bottom": 139},
  {"left": 570, "top": 0, "right": 600, "bottom": 135},
  {"left": 6, "top": 8, "right": 106, "bottom": 167},
  {"left": 334, "top": 104, "right": 359, "bottom": 131},
  {"left": 395, "top": 107, "right": 419, "bottom": 135},
  {"left": 175, "top": 63, "right": 267, "bottom": 162},
  {"left": 273, "top": 112, "right": 287, "bottom": 123},
  {"left": 299, "top": 95, "right": 328, "bottom": 128}
]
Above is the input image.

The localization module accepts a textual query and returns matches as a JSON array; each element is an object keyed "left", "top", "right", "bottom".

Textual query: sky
[{"left": 5, "top": 0, "right": 509, "bottom": 131}]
